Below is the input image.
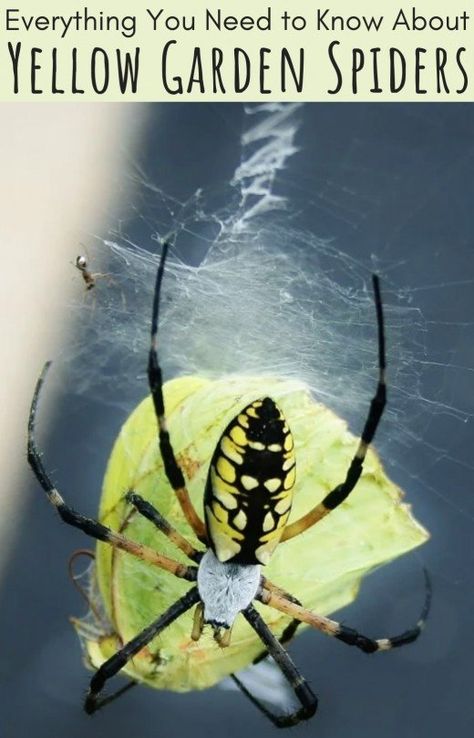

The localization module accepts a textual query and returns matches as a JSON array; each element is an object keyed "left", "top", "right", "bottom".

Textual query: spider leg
[
  {"left": 126, "top": 491, "right": 203, "bottom": 563},
  {"left": 248, "top": 616, "right": 302, "bottom": 668},
  {"left": 229, "top": 606, "right": 303, "bottom": 719},
  {"left": 85, "top": 679, "right": 137, "bottom": 712},
  {"left": 236, "top": 604, "right": 317, "bottom": 728},
  {"left": 148, "top": 243, "right": 207, "bottom": 542},
  {"left": 27, "top": 363, "right": 197, "bottom": 583},
  {"left": 91, "top": 271, "right": 113, "bottom": 282},
  {"left": 84, "top": 587, "right": 200, "bottom": 714},
  {"left": 282, "top": 274, "right": 386, "bottom": 541},
  {"left": 259, "top": 568, "right": 431, "bottom": 654},
  {"left": 225, "top": 582, "right": 303, "bottom": 716},
  {"left": 251, "top": 579, "right": 303, "bottom": 666},
  {"left": 277, "top": 617, "right": 303, "bottom": 649},
  {"left": 229, "top": 673, "right": 295, "bottom": 728}
]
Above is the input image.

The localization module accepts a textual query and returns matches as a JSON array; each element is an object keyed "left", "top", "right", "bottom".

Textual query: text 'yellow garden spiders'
[{"left": 28, "top": 242, "right": 430, "bottom": 727}]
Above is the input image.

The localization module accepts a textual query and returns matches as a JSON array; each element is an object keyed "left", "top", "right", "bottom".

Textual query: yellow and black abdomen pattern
[{"left": 204, "top": 398, "right": 296, "bottom": 565}]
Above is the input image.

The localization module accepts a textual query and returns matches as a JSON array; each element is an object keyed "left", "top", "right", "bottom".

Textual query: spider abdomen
[{"left": 204, "top": 397, "right": 296, "bottom": 565}]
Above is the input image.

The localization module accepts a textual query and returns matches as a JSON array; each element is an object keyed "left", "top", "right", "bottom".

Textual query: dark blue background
[{"left": 3, "top": 104, "right": 474, "bottom": 737}]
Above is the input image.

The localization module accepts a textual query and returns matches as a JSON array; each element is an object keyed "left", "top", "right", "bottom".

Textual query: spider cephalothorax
[
  {"left": 196, "top": 549, "right": 261, "bottom": 642},
  {"left": 28, "top": 242, "right": 430, "bottom": 727}
]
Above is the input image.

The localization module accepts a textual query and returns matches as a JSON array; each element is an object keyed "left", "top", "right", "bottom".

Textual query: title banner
[{"left": 0, "top": 0, "right": 471, "bottom": 100}]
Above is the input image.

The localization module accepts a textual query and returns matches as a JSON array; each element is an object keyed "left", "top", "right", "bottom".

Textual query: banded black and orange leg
[
  {"left": 84, "top": 587, "right": 200, "bottom": 714},
  {"left": 259, "top": 568, "right": 431, "bottom": 655},
  {"left": 148, "top": 243, "right": 207, "bottom": 543},
  {"left": 235, "top": 604, "right": 317, "bottom": 728},
  {"left": 126, "top": 491, "right": 203, "bottom": 563},
  {"left": 282, "top": 275, "right": 386, "bottom": 542},
  {"left": 250, "top": 579, "right": 303, "bottom": 666},
  {"left": 28, "top": 362, "right": 198, "bottom": 584}
]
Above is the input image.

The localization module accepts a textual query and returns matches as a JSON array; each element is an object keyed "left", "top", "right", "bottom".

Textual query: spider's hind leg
[
  {"left": 236, "top": 604, "right": 318, "bottom": 728},
  {"left": 229, "top": 610, "right": 304, "bottom": 726}
]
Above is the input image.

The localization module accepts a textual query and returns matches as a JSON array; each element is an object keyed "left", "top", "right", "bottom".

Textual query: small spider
[
  {"left": 75, "top": 253, "right": 111, "bottom": 291},
  {"left": 28, "top": 243, "right": 430, "bottom": 726}
]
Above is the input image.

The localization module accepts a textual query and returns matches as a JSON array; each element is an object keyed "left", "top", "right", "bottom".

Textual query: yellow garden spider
[{"left": 28, "top": 243, "right": 430, "bottom": 727}]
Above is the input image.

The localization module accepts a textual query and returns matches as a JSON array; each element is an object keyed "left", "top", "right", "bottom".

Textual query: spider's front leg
[{"left": 147, "top": 243, "right": 207, "bottom": 543}]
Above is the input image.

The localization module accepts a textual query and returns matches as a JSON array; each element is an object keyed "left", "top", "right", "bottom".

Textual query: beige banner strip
[{"left": 0, "top": 1, "right": 472, "bottom": 101}]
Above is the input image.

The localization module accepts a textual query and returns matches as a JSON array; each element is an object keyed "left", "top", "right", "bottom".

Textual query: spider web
[
  {"left": 49, "top": 101, "right": 474, "bottom": 717},
  {"left": 57, "top": 103, "right": 474, "bottom": 524}
]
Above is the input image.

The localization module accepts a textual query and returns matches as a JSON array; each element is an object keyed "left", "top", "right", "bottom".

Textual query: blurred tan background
[{"left": 0, "top": 103, "right": 146, "bottom": 578}]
